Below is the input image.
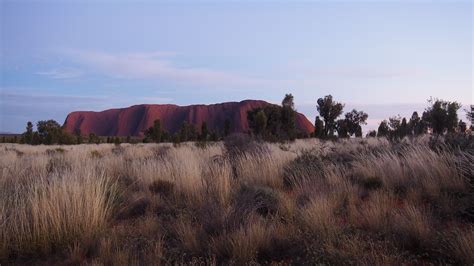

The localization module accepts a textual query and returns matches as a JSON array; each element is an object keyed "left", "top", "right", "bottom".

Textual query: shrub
[
  {"left": 283, "top": 152, "right": 325, "bottom": 189},
  {"left": 149, "top": 179, "right": 175, "bottom": 197},
  {"left": 360, "top": 176, "right": 383, "bottom": 190},
  {"left": 233, "top": 185, "right": 280, "bottom": 218},
  {"left": 115, "top": 197, "right": 151, "bottom": 220}
]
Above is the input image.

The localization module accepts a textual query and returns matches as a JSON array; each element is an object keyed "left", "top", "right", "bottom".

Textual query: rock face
[{"left": 63, "top": 100, "right": 314, "bottom": 137}]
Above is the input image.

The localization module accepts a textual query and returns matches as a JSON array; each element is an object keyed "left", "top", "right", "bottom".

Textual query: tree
[
  {"left": 282, "top": 93, "right": 295, "bottom": 109},
  {"left": 179, "top": 121, "right": 190, "bottom": 142},
  {"left": 377, "top": 120, "right": 390, "bottom": 137},
  {"left": 281, "top": 94, "right": 296, "bottom": 140},
  {"left": 366, "top": 130, "right": 377, "bottom": 138},
  {"left": 74, "top": 128, "right": 83, "bottom": 144},
  {"left": 37, "top": 120, "right": 63, "bottom": 144},
  {"left": 316, "top": 95, "right": 344, "bottom": 136},
  {"left": 22, "top": 121, "right": 34, "bottom": 144},
  {"left": 336, "top": 119, "right": 349, "bottom": 138},
  {"left": 422, "top": 99, "right": 461, "bottom": 135},
  {"left": 458, "top": 120, "right": 467, "bottom": 133},
  {"left": 399, "top": 118, "right": 409, "bottom": 139},
  {"left": 409, "top": 112, "right": 425, "bottom": 135},
  {"left": 254, "top": 110, "right": 267, "bottom": 137},
  {"left": 88, "top": 133, "right": 99, "bottom": 144},
  {"left": 224, "top": 119, "right": 231, "bottom": 137},
  {"left": 200, "top": 121, "right": 209, "bottom": 141},
  {"left": 314, "top": 116, "right": 325, "bottom": 138},
  {"left": 344, "top": 109, "right": 368, "bottom": 137},
  {"left": 144, "top": 119, "right": 162, "bottom": 143}
]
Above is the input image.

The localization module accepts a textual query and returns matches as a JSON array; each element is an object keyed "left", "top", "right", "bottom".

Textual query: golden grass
[{"left": 0, "top": 136, "right": 472, "bottom": 264}]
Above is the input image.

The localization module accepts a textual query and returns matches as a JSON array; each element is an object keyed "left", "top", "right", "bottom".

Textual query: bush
[
  {"left": 233, "top": 185, "right": 280, "bottom": 218},
  {"left": 360, "top": 176, "right": 383, "bottom": 190},
  {"left": 283, "top": 152, "right": 325, "bottom": 189},
  {"left": 149, "top": 179, "right": 175, "bottom": 197}
]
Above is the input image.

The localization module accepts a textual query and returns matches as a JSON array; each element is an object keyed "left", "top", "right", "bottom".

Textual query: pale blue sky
[{"left": 1, "top": 0, "right": 472, "bottom": 132}]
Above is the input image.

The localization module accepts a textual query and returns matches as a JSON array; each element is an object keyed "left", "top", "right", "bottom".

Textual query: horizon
[{"left": 1, "top": 0, "right": 472, "bottom": 133}]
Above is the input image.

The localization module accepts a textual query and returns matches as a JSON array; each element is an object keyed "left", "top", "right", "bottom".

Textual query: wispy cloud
[
  {"left": 63, "top": 49, "right": 270, "bottom": 88},
  {"left": 36, "top": 68, "right": 83, "bottom": 79}
]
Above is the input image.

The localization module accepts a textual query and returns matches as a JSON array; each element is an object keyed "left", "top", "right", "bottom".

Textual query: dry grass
[{"left": 0, "top": 136, "right": 472, "bottom": 264}]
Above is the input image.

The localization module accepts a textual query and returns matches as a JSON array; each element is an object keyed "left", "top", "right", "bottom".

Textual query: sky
[{"left": 0, "top": 0, "right": 472, "bottom": 133}]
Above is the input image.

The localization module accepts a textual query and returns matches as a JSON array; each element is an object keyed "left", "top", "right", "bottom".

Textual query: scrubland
[{"left": 0, "top": 135, "right": 473, "bottom": 265}]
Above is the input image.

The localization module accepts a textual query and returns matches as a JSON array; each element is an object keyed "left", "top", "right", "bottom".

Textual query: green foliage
[
  {"left": 377, "top": 120, "right": 390, "bottom": 137},
  {"left": 144, "top": 119, "right": 163, "bottom": 143},
  {"left": 316, "top": 95, "right": 344, "bottom": 136},
  {"left": 247, "top": 94, "right": 297, "bottom": 141},
  {"left": 21, "top": 121, "right": 34, "bottom": 144},
  {"left": 254, "top": 110, "right": 268, "bottom": 137},
  {"left": 423, "top": 98, "right": 461, "bottom": 134},
  {"left": 200, "top": 121, "right": 209, "bottom": 141},
  {"left": 314, "top": 116, "right": 325, "bottom": 138},
  {"left": 88, "top": 133, "right": 100, "bottom": 144},
  {"left": 366, "top": 130, "right": 377, "bottom": 138}
]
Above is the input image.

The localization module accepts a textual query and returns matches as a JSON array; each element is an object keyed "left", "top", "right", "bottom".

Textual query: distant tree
[
  {"left": 254, "top": 110, "right": 268, "bottom": 137},
  {"left": 248, "top": 106, "right": 280, "bottom": 140},
  {"left": 31, "top": 132, "right": 40, "bottom": 145},
  {"left": 316, "top": 95, "right": 344, "bottom": 136},
  {"left": 37, "top": 120, "right": 63, "bottom": 144},
  {"left": 366, "top": 130, "right": 377, "bottom": 138},
  {"left": 281, "top": 94, "right": 296, "bottom": 140},
  {"left": 377, "top": 120, "right": 390, "bottom": 137},
  {"left": 210, "top": 132, "right": 218, "bottom": 141},
  {"left": 114, "top": 137, "right": 121, "bottom": 145},
  {"left": 399, "top": 118, "right": 409, "bottom": 138},
  {"left": 22, "top": 121, "right": 34, "bottom": 144},
  {"left": 126, "top": 135, "right": 131, "bottom": 143},
  {"left": 409, "top": 111, "right": 425, "bottom": 135},
  {"left": 314, "top": 116, "right": 325, "bottom": 138},
  {"left": 336, "top": 119, "right": 349, "bottom": 138},
  {"left": 162, "top": 131, "right": 170, "bottom": 142},
  {"left": 179, "top": 121, "right": 190, "bottom": 142},
  {"left": 422, "top": 99, "right": 461, "bottom": 135},
  {"left": 88, "top": 133, "right": 98, "bottom": 144},
  {"left": 344, "top": 109, "right": 368, "bottom": 137},
  {"left": 224, "top": 119, "right": 231, "bottom": 137},
  {"left": 189, "top": 123, "right": 198, "bottom": 141},
  {"left": 458, "top": 120, "right": 467, "bottom": 133},
  {"left": 74, "top": 128, "right": 83, "bottom": 144},
  {"left": 144, "top": 119, "right": 162, "bottom": 143},
  {"left": 282, "top": 93, "right": 295, "bottom": 109},
  {"left": 466, "top": 107, "right": 473, "bottom": 123},
  {"left": 200, "top": 121, "right": 209, "bottom": 141}
]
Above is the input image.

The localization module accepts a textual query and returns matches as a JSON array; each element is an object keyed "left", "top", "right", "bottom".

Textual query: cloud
[
  {"left": 36, "top": 68, "right": 83, "bottom": 79},
  {"left": 63, "top": 49, "right": 270, "bottom": 88}
]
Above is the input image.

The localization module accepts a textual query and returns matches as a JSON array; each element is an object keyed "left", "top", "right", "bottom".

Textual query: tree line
[{"left": 4, "top": 95, "right": 472, "bottom": 145}]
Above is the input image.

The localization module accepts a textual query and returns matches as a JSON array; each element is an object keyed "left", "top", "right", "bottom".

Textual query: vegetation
[
  {"left": 247, "top": 94, "right": 298, "bottom": 141},
  {"left": 1, "top": 136, "right": 473, "bottom": 264}
]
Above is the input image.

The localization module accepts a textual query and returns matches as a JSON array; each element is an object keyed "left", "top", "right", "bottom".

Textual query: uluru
[{"left": 63, "top": 100, "right": 315, "bottom": 137}]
